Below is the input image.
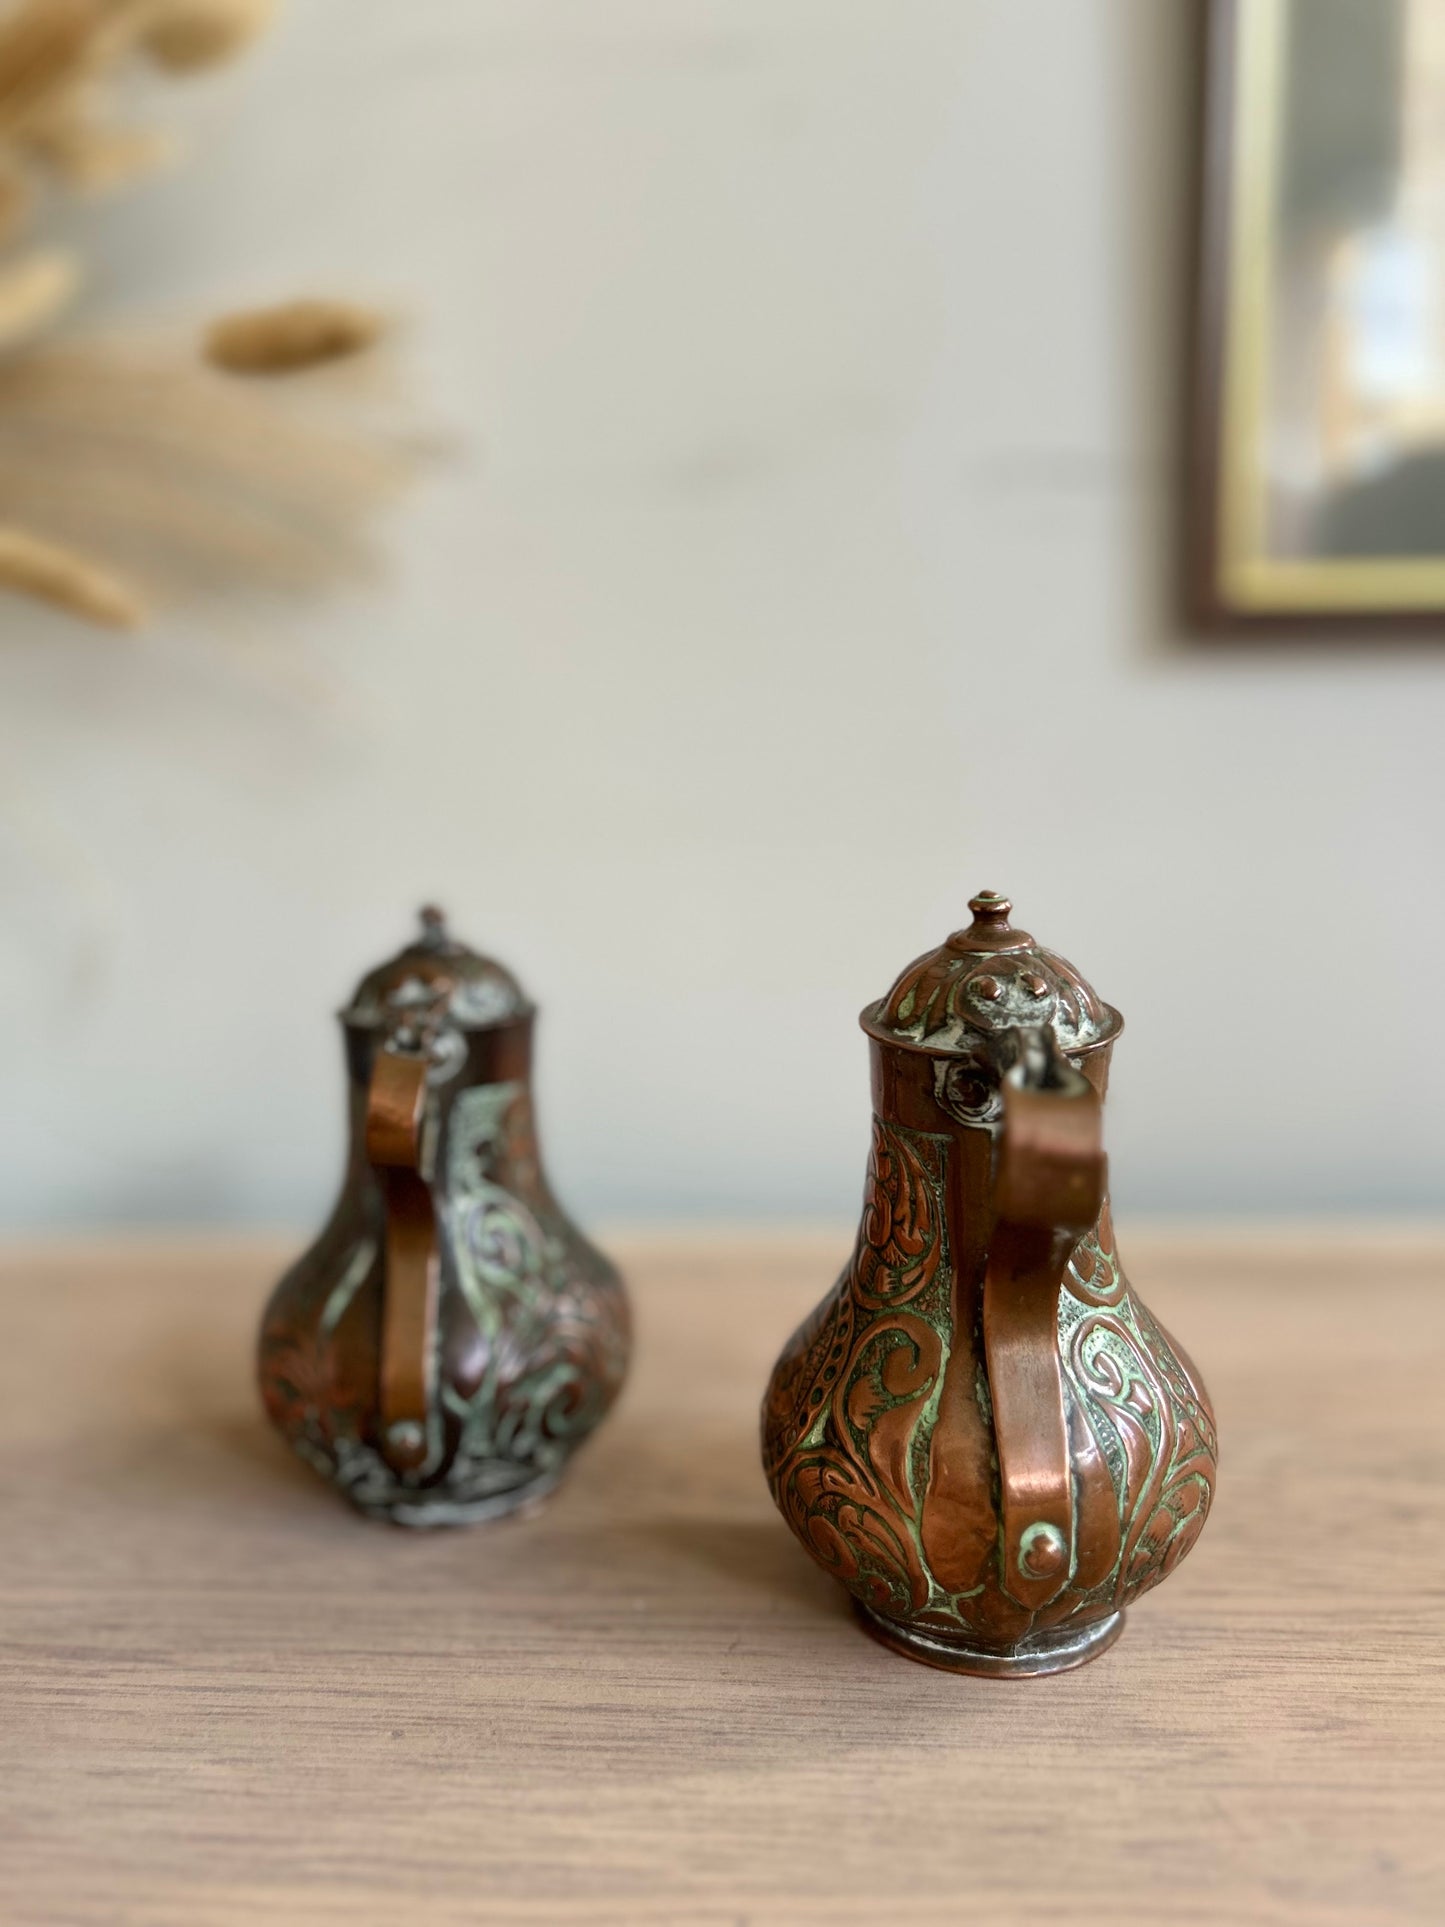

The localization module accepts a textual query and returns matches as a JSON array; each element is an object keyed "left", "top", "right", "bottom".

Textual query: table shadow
[
  {"left": 629, "top": 1512, "right": 848, "bottom": 1620},
  {"left": 102, "top": 1317, "right": 853, "bottom": 1632}
]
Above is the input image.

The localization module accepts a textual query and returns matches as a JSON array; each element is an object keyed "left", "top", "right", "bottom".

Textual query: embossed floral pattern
[
  {"left": 260, "top": 1079, "right": 628, "bottom": 1521},
  {"left": 763, "top": 1124, "right": 1217, "bottom": 1646}
]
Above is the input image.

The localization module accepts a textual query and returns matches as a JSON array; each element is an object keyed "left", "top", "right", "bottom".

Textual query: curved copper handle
[
  {"left": 364, "top": 1047, "right": 438, "bottom": 1475},
  {"left": 983, "top": 1034, "right": 1104, "bottom": 1613}
]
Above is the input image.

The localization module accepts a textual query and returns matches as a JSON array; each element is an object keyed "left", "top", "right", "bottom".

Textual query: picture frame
[{"left": 1192, "top": 0, "right": 1445, "bottom": 626}]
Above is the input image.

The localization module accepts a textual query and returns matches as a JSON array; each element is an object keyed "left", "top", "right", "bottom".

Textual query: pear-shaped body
[
  {"left": 761, "top": 893, "right": 1216, "bottom": 1674},
  {"left": 259, "top": 910, "right": 629, "bottom": 1525}
]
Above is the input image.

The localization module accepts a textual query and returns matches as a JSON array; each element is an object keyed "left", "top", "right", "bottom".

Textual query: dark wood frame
[
  {"left": 1187, "top": 0, "right": 1245, "bottom": 630},
  {"left": 1187, "top": 0, "right": 1445, "bottom": 634}
]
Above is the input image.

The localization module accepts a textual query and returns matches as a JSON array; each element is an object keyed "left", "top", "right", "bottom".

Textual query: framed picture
[{"left": 1193, "top": 0, "right": 1445, "bottom": 624}]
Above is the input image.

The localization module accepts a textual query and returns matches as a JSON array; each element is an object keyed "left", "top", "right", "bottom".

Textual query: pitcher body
[
  {"left": 762, "top": 892, "right": 1216, "bottom": 1674},
  {"left": 260, "top": 909, "right": 629, "bottom": 1525}
]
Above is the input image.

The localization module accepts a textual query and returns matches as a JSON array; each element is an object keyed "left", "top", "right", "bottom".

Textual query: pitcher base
[
  {"left": 350, "top": 1470, "right": 561, "bottom": 1529},
  {"left": 855, "top": 1604, "right": 1125, "bottom": 1678}
]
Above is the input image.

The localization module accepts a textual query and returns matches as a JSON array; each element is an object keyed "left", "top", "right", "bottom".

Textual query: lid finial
[
  {"left": 418, "top": 904, "right": 449, "bottom": 948},
  {"left": 945, "top": 888, "right": 1031, "bottom": 956},
  {"left": 967, "top": 890, "right": 1013, "bottom": 936}
]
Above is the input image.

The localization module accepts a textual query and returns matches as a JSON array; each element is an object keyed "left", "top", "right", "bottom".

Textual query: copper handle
[
  {"left": 364, "top": 1048, "right": 438, "bottom": 1475},
  {"left": 983, "top": 1037, "right": 1104, "bottom": 1612}
]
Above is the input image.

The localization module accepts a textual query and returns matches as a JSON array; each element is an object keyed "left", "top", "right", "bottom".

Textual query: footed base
[
  {"left": 348, "top": 1469, "right": 561, "bottom": 1529},
  {"left": 855, "top": 1603, "right": 1125, "bottom": 1678}
]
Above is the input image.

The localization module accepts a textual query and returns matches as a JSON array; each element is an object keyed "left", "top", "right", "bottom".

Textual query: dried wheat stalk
[
  {"left": 0, "top": 521, "right": 143, "bottom": 624},
  {"left": 0, "top": 247, "right": 77, "bottom": 347},
  {"left": 0, "top": 0, "right": 420, "bottom": 631},
  {"left": 141, "top": 0, "right": 276, "bottom": 73},
  {"left": 206, "top": 298, "right": 386, "bottom": 375},
  {"left": 0, "top": 334, "right": 421, "bottom": 613}
]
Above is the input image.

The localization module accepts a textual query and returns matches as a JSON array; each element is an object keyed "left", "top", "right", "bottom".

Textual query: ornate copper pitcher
[
  {"left": 259, "top": 909, "right": 629, "bottom": 1525},
  {"left": 762, "top": 892, "right": 1216, "bottom": 1675}
]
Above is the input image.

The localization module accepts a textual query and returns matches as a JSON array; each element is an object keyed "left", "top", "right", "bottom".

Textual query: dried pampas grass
[
  {"left": 0, "top": 0, "right": 426, "bottom": 632},
  {"left": 0, "top": 3, "right": 100, "bottom": 146},
  {"left": 32, "top": 114, "right": 177, "bottom": 191},
  {"left": 0, "top": 0, "right": 266, "bottom": 200},
  {"left": 0, "top": 161, "right": 33, "bottom": 240},
  {"left": 205, "top": 298, "right": 386, "bottom": 375},
  {"left": 0, "top": 247, "right": 78, "bottom": 347},
  {"left": 0, "top": 333, "right": 421, "bottom": 617},
  {"left": 0, "top": 521, "right": 142, "bottom": 625},
  {"left": 141, "top": 0, "right": 277, "bottom": 74}
]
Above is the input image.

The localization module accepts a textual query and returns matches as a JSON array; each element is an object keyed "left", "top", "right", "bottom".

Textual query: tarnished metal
[
  {"left": 259, "top": 909, "right": 630, "bottom": 1526},
  {"left": 762, "top": 891, "right": 1217, "bottom": 1677}
]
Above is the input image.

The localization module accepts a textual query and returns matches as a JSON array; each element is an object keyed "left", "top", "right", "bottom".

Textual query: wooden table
[{"left": 2, "top": 1230, "right": 1442, "bottom": 1925}]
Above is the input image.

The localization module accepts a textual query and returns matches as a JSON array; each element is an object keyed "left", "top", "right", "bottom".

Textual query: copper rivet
[
  {"left": 1022, "top": 972, "right": 1049, "bottom": 997},
  {"left": 972, "top": 974, "right": 1002, "bottom": 1001},
  {"left": 1018, "top": 1521, "right": 1067, "bottom": 1579}
]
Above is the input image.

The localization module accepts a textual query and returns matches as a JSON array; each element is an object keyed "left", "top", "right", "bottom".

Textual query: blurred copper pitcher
[
  {"left": 259, "top": 909, "right": 629, "bottom": 1525},
  {"left": 762, "top": 892, "right": 1216, "bottom": 1674}
]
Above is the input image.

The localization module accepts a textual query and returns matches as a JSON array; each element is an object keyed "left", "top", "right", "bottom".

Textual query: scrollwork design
[
  {"left": 1120, "top": 1297, "right": 1217, "bottom": 1593},
  {"left": 772, "top": 1446, "right": 928, "bottom": 1618},
  {"left": 260, "top": 1077, "right": 627, "bottom": 1518},
  {"left": 760, "top": 1275, "right": 852, "bottom": 1484},
  {"left": 258, "top": 1325, "right": 351, "bottom": 1477},
  {"left": 854, "top": 1119, "right": 943, "bottom": 1308},
  {"left": 1066, "top": 1199, "right": 1126, "bottom": 1307},
  {"left": 440, "top": 1083, "right": 628, "bottom": 1500},
  {"left": 763, "top": 1117, "right": 951, "bottom": 1618},
  {"left": 1060, "top": 1276, "right": 1217, "bottom": 1612},
  {"left": 764, "top": 1143, "right": 1217, "bottom": 1643},
  {"left": 835, "top": 1311, "right": 941, "bottom": 1516}
]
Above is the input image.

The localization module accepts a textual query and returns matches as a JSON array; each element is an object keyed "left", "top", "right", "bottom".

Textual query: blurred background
[{"left": 0, "top": 0, "right": 1441, "bottom": 1234}]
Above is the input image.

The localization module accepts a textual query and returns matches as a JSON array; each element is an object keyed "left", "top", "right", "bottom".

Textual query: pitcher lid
[
  {"left": 861, "top": 891, "right": 1119, "bottom": 1056},
  {"left": 341, "top": 906, "right": 532, "bottom": 1032}
]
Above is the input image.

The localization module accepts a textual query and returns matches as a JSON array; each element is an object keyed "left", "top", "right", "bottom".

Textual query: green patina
[{"left": 769, "top": 1132, "right": 1217, "bottom": 1631}]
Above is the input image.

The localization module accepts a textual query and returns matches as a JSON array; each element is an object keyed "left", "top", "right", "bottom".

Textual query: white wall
[{"left": 1, "top": 0, "right": 1442, "bottom": 1230}]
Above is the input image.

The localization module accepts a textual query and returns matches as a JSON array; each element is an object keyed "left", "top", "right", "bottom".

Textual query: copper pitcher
[
  {"left": 259, "top": 908, "right": 629, "bottom": 1525},
  {"left": 762, "top": 892, "right": 1217, "bottom": 1675}
]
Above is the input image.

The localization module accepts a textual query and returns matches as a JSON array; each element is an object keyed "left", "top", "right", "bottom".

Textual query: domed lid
[
  {"left": 341, "top": 906, "right": 531, "bottom": 1034},
  {"left": 861, "top": 890, "right": 1119, "bottom": 1057}
]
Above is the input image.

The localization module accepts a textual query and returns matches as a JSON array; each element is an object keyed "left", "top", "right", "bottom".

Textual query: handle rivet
[
  {"left": 1021, "top": 971, "right": 1049, "bottom": 998},
  {"left": 1018, "top": 1521, "right": 1068, "bottom": 1580},
  {"left": 971, "top": 974, "right": 1003, "bottom": 1002}
]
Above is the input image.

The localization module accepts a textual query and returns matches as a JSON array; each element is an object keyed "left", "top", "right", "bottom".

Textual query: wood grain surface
[{"left": 2, "top": 1230, "right": 1442, "bottom": 1926}]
